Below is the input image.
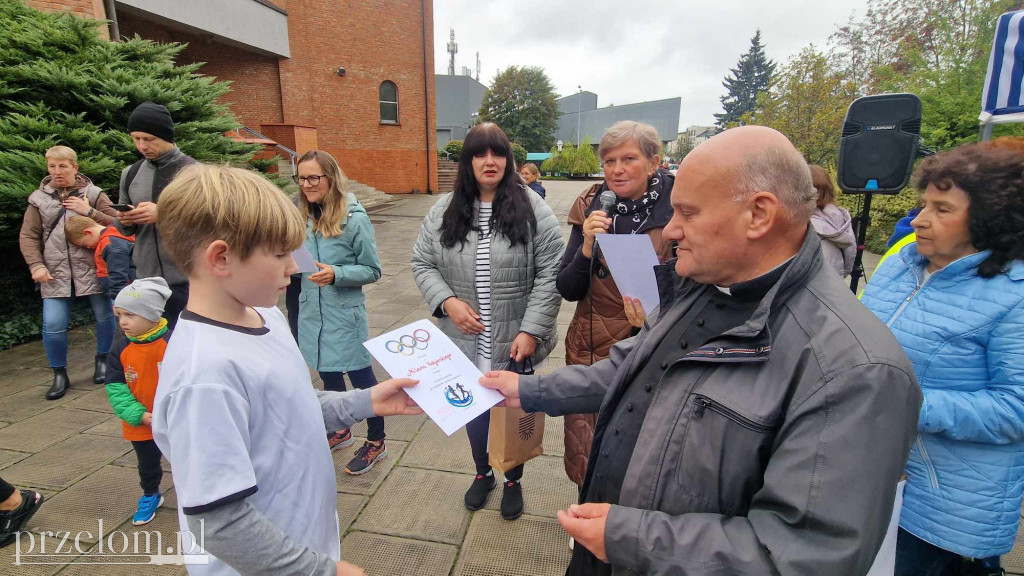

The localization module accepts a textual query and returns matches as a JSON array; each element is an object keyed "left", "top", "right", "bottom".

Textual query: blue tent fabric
[{"left": 983, "top": 11, "right": 1024, "bottom": 117}]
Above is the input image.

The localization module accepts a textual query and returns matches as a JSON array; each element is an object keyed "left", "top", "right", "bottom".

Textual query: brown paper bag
[{"left": 488, "top": 406, "right": 545, "bottom": 473}]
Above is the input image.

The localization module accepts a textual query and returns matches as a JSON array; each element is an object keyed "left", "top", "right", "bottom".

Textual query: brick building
[{"left": 26, "top": 0, "right": 438, "bottom": 194}]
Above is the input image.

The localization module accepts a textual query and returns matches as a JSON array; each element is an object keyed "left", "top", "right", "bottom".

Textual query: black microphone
[{"left": 589, "top": 190, "right": 616, "bottom": 365}]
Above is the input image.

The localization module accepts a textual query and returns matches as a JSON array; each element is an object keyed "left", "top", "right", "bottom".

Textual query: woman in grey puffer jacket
[
  {"left": 809, "top": 165, "right": 856, "bottom": 277},
  {"left": 412, "top": 123, "right": 563, "bottom": 522}
]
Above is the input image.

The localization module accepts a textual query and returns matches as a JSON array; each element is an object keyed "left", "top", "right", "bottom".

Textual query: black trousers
[
  {"left": 894, "top": 528, "right": 1001, "bottom": 576},
  {"left": 286, "top": 274, "right": 301, "bottom": 342},
  {"left": 132, "top": 440, "right": 163, "bottom": 495},
  {"left": 0, "top": 476, "right": 14, "bottom": 502},
  {"left": 320, "top": 366, "right": 385, "bottom": 442},
  {"left": 164, "top": 282, "right": 189, "bottom": 330},
  {"left": 466, "top": 409, "right": 524, "bottom": 481}
]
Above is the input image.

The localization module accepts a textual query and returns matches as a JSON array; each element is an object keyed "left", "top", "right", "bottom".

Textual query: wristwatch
[{"left": 86, "top": 207, "right": 94, "bottom": 217}]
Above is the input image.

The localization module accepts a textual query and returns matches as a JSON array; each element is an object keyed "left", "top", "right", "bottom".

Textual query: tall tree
[
  {"left": 714, "top": 30, "right": 776, "bottom": 128},
  {"left": 671, "top": 133, "right": 695, "bottom": 162},
  {"left": 740, "top": 47, "right": 856, "bottom": 166},
  {"left": 478, "top": 66, "right": 559, "bottom": 152},
  {"left": 828, "top": 0, "right": 1024, "bottom": 148}
]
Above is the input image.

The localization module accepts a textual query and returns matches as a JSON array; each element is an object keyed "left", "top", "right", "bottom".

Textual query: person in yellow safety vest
[
  {"left": 878, "top": 232, "right": 917, "bottom": 270},
  {"left": 858, "top": 233, "right": 917, "bottom": 299}
]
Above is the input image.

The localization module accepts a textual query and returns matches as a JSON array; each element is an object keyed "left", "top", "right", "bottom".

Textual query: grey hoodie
[{"left": 812, "top": 204, "right": 856, "bottom": 277}]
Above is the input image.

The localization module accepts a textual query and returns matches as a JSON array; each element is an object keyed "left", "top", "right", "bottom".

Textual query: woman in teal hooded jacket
[{"left": 295, "top": 150, "right": 386, "bottom": 476}]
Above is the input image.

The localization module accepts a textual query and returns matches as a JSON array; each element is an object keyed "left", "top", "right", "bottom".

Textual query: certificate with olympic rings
[{"left": 364, "top": 319, "right": 503, "bottom": 435}]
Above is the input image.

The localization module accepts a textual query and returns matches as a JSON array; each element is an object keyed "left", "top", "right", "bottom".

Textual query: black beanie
[{"left": 127, "top": 101, "right": 175, "bottom": 143}]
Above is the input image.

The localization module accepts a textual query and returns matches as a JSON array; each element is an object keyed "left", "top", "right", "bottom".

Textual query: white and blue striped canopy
[{"left": 981, "top": 10, "right": 1024, "bottom": 128}]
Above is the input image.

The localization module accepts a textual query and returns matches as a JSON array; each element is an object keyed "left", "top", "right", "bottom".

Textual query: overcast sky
[{"left": 433, "top": 0, "right": 871, "bottom": 131}]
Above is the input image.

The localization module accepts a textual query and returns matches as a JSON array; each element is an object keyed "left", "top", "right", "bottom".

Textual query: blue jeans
[
  {"left": 42, "top": 294, "right": 115, "bottom": 368},
  {"left": 895, "top": 528, "right": 1002, "bottom": 576}
]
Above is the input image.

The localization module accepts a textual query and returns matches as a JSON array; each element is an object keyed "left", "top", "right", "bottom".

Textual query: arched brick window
[{"left": 379, "top": 81, "right": 398, "bottom": 124}]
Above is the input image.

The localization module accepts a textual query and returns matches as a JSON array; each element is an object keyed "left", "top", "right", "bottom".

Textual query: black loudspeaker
[{"left": 837, "top": 93, "right": 922, "bottom": 194}]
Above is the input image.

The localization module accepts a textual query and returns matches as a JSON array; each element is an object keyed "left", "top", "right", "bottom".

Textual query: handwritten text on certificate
[{"left": 364, "top": 319, "right": 502, "bottom": 435}]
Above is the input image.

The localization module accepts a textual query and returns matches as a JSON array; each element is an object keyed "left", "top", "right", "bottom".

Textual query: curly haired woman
[{"left": 861, "top": 142, "right": 1024, "bottom": 575}]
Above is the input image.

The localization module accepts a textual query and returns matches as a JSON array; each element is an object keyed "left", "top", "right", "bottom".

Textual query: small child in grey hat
[{"left": 107, "top": 277, "right": 173, "bottom": 526}]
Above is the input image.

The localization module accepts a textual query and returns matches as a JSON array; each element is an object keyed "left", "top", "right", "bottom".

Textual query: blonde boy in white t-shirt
[{"left": 152, "top": 164, "right": 420, "bottom": 576}]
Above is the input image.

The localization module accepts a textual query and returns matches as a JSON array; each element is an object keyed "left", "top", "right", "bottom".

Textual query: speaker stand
[{"left": 849, "top": 192, "right": 873, "bottom": 294}]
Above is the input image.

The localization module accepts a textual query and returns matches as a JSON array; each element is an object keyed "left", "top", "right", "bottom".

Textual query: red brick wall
[
  {"left": 293, "top": 126, "right": 319, "bottom": 155},
  {"left": 40, "top": 0, "right": 437, "bottom": 194},
  {"left": 259, "top": 124, "right": 319, "bottom": 154},
  {"left": 26, "top": 0, "right": 102, "bottom": 18},
  {"left": 27, "top": 0, "right": 108, "bottom": 37},
  {"left": 118, "top": 12, "right": 284, "bottom": 129},
  {"left": 278, "top": 0, "right": 437, "bottom": 193}
]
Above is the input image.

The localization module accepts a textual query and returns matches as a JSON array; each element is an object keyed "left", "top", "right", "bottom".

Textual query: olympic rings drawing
[{"left": 384, "top": 328, "right": 431, "bottom": 355}]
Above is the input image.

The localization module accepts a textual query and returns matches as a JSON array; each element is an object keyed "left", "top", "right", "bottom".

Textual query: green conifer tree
[
  {"left": 715, "top": 30, "right": 776, "bottom": 129},
  {"left": 0, "top": 0, "right": 265, "bottom": 345},
  {"left": 576, "top": 136, "right": 600, "bottom": 176}
]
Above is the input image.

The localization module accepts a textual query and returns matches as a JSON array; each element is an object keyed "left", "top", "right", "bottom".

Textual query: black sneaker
[
  {"left": 463, "top": 473, "right": 495, "bottom": 511},
  {"left": 0, "top": 490, "right": 44, "bottom": 548},
  {"left": 345, "top": 441, "right": 387, "bottom": 476},
  {"left": 500, "top": 481, "right": 523, "bottom": 520}
]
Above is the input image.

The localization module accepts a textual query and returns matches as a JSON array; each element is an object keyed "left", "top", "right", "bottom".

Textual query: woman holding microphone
[{"left": 556, "top": 121, "right": 676, "bottom": 488}]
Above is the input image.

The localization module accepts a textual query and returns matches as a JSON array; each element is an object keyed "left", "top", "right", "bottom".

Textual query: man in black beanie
[{"left": 115, "top": 101, "right": 195, "bottom": 329}]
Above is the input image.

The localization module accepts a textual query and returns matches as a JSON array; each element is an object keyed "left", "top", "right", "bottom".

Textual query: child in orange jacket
[
  {"left": 65, "top": 215, "right": 135, "bottom": 301},
  {"left": 106, "top": 277, "right": 171, "bottom": 526}
]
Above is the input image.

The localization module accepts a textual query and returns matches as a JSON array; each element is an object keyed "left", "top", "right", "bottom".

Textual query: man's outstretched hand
[
  {"left": 478, "top": 370, "right": 522, "bottom": 409},
  {"left": 370, "top": 378, "right": 422, "bottom": 416}
]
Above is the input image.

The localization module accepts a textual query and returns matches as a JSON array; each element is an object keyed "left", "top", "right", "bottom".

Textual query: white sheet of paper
[
  {"left": 364, "top": 319, "right": 503, "bottom": 436},
  {"left": 291, "top": 246, "right": 318, "bottom": 274},
  {"left": 865, "top": 480, "right": 905, "bottom": 576},
  {"left": 595, "top": 233, "right": 661, "bottom": 316}
]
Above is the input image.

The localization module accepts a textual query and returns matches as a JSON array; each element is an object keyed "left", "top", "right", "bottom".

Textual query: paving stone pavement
[{"left": 0, "top": 179, "right": 909, "bottom": 575}]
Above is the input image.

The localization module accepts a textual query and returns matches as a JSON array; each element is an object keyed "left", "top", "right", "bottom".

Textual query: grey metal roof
[
  {"left": 556, "top": 97, "right": 682, "bottom": 146},
  {"left": 556, "top": 92, "right": 598, "bottom": 114}
]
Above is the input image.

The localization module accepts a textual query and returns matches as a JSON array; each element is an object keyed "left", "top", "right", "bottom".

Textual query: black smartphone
[{"left": 110, "top": 204, "right": 134, "bottom": 212}]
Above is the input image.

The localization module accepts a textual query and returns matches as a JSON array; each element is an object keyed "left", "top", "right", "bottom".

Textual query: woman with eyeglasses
[
  {"left": 556, "top": 121, "right": 677, "bottom": 490},
  {"left": 295, "top": 150, "right": 388, "bottom": 476},
  {"left": 411, "top": 122, "right": 563, "bottom": 520}
]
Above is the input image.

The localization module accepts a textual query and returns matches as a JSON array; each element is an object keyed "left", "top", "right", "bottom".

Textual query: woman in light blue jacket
[
  {"left": 861, "top": 143, "right": 1024, "bottom": 576},
  {"left": 295, "top": 150, "right": 386, "bottom": 476}
]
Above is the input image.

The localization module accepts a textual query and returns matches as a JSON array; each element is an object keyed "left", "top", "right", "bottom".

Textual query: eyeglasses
[{"left": 294, "top": 174, "right": 327, "bottom": 186}]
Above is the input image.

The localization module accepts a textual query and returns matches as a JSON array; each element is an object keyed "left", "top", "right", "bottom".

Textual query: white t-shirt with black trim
[{"left": 153, "top": 307, "right": 339, "bottom": 575}]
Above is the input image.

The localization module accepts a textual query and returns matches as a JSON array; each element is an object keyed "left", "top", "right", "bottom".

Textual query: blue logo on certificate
[{"left": 445, "top": 383, "right": 473, "bottom": 408}]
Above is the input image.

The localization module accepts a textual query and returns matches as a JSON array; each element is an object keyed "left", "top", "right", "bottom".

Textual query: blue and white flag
[{"left": 982, "top": 10, "right": 1024, "bottom": 120}]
